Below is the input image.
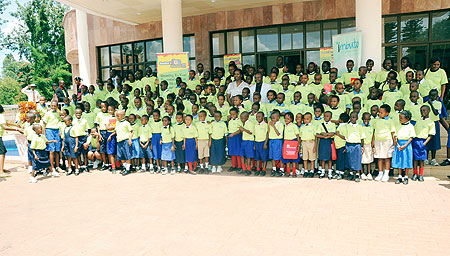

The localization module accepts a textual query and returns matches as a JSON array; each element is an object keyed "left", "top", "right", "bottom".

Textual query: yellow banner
[
  {"left": 224, "top": 54, "right": 242, "bottom": 71},
  {"left": 157, "top": 52, "right": 190, "bottom": 89}
]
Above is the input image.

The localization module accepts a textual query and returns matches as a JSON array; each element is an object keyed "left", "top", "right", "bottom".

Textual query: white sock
[
  {"left": 184, "top": 165, "right": 188, "bottom": 170},
  {"left": 28, "top": 166, "right": 32, "bottom": 173},
  {"left": 125, "top": 163, "right": 131, "bottom": 171},
  {"left": 141, "top": 164, "right": 146, "bottom": 169},
  {"left": 280, "top": 168, "right": 284, "bottom": 171},
  {"left": 149, "top": 164, "right": 154, "bottom": 169},
  {"left": 328, "top": 169, "right": 332, "bottom": 175},
  {"left": 398, "top": 174, "right": 402, "bottom": 178},
  {"left": 384, "top": 169, "right": 390, "bottom": 175},
  {"left": 273, "top": 167, "right": 276, "bottom": 171},
  {"left": 200, "top": 163, "right": 204, "bottom": 168},
  {"left": 447, "top": 158, "right": 450, "bottom": 162},
  {"left": 310, "top": 169, "right": 314, "bottom": 173},
  {"left": 205, "top": 162, "right": 209, "bottom": 168},
  {"left": 405, "top": 175, "right": 408, "bottom": 178}
]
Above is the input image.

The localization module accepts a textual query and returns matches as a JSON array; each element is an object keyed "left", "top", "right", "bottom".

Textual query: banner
[
  {"left": 332, "top": 31, "right": 362, "bottom": 77},
  {"left": 224, "top": 54, "right": 242, "bottom": 71},
  {"left": 157, "top": 52, "right": 190, "bottom": 90},
  {"left": 320, "top": 47, "right": 334, "bottom": 67}
]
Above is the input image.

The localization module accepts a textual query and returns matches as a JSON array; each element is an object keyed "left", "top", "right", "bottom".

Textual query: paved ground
[{"left": 1, "top": 161, "right": 450, "bottom": 256}]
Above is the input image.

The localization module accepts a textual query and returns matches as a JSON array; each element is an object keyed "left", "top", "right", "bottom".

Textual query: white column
[
  {"left": 161, "top": 0, "right": 183, "bottom": 53},
  {"left": 76, "top": 9, "right": 91, "bottom": 86},
  {"left": 356, "top": 0, "right": 382, "bottom": 72}
]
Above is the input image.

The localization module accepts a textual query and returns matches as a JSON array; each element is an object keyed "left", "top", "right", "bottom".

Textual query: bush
[{"left": 0, "top": 77, "right": 27, "bottom": 105}]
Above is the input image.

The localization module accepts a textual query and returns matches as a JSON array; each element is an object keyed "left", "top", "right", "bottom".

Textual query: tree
[
  {"left": 2, "top": 0, "right": 71, "bottom": 99},
  {"left": 0, "top": 77, "right": 27, "bottom": 104}
]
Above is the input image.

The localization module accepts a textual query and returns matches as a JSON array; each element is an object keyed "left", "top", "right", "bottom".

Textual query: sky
[{"left": 0, "top": 0, "right": 29, "bottom": 75}]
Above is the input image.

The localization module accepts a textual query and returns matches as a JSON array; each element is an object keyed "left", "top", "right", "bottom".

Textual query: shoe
[
  {"left": 337, "top": 174, "right": 343, "bottom": 180},
  {"left": 418, "top": 175, "right": 424, "bottom": 182},
  {"left": 412, "top": 174, "right": 418, "bottom": 181},
  {"left": 292, "top": 174, "right": 297, "bottom": 178},
  {"left": 403, "top": 177, "right": 409, "bottom": 185},
  {"left": 328, "top": 174, "right": 333, "bottom": 180},
  {"left": 217, "top": 166, "right": 223, "bottom": 173},
  {"left": 198, "top": 168, "right": 204, "bottom": 174},
  {"left": 100, "top": 165, "right": 109, "bottom": 171},
  {"left": 112, "top": 169, "right": 117, "bottom": 174},
  {"left": 170, "top": 168, "right": 176, "bottom": 175},
  {"left": 431, "top": 159, "right": 439, "bottom": 166},
  {"left": 211, "top": 166, "right": 217, "bottom": 173},
  {"left": 227, "top": 167, "right": 234, "bottom": 172},
  {"left": 381, "top": 172, "right": 390, "bottom": 182},
  {"left": 260, "top": 171, "right": 266, "bottom": 176},
  {"left": 361, "top": 173, "right": 367, "bottom": 180},
  {"left": 309, "top": 172, "right": 315, "bottom": 178},
  {"left": 51, "top": 171, "right": 60, "bottom": 177},
  {"left": 395, "top": 177, "right": 403, "bottom": 184},
  {"left": 347, "top": 174, "right": 354, "bottom": 181},
  {"left": 66, "top": 170, "right": 73, "bottom": 176},
  {"left": 236, "top": 168, "right": 244, "bottom": 174},
  {"left": 56, "top": 167, "right": 63, "bottom": 173},
  {"left": 270, "top": 170, "right": 276, "bottom": 177},
  {"left": 189, "top": 170, "right": 197, "bottom": 175},
  {"left": 75, "top": 170, "right": 80, "bottom": 176},
  {"left": 367, "top": 173, "right": 373, "bottom": 180},
  {"left": 303, "top": 171, "right": 309, "bottom": 178},
  {"left": 162, "top": 169, "right": 168, "bottom": 175},
  {"left": 319, "top": 172, "right": 325, "bottom": 179},
  {"left": 251, "top": 166, "right": 257, "bottom": 172},
  {"left": 375, "top": 172, "right": 383, "bottom": 181},
  {"left": 332, "top": 173, "right": 339, "bottom": 179},
  {"left": 254, "top": 171, "right": 260, "bottom": 176},
  {"left": 355, "top": 175, "right": 360, "bottom": 182},
  {"left": 276, "top": 171, "right": 283, "bottom": 177},
  {"left": 29, "top": 177, "right": 37, "bottom": 183},
  {"left": 42, "top": 169, "right": 48, "bottom": 177},
  {"left": 424, "top": 159, "right": 429, "bottom": 165},
  {"left": 245, "top": 171, "right": 252, "bottom": 176},
  {"left": 149, "top": 169, "right": 154, "bottom": 174},
  {"left": 440, "top": 159, "right": 450, "bottom": 166}
]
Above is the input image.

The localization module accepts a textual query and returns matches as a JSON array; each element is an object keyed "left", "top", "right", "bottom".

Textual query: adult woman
[
  {"left": 375, "top": 58, "right": 397, "bottom": 87},
  {"left": 0, "top": 105, "right": 24, "bottom": 178},
  {"left": 226, "top": 69, "right": 250, "bottom": 104},
  {"left": 424, "top": 57, "right": 448, "bottom": 100}
]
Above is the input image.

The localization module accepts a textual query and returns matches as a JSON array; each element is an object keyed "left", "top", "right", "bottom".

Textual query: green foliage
[
  {"left": 2, "top": 0, "right": 71, "bottom": 100},
  {"left": 0, "top": 77, "right": 27, "bottom": 105}
]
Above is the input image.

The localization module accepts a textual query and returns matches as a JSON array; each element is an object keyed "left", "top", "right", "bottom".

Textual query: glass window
[
  {"left": 212, "top": 33, "right": 225, "bottom": 55},
  {"left": 133, "top": 42, "right": 144, "bottom": 63},
  {"left": 385, "top": 45, "right": 398, "bottom": 70},
  {"left": 213, "top": 57, "right": 224, "bottom": 69},
  {"left": 242, "top": 55, "right": 256, "bottom": 67},
  {"left": 189, "top": 59, "right": 196, "bottom": 71},
  {"left": 241, "top": 30, "right": 255, "bottom": 53},
  {"left": 281, "top": 25, "right": 304, "bottom": 50},
  {"left": 111, "top": 45, "right": 121, "bottom": 66},
  {"left": 306, "top": 50, "right": 320, "bottom": 65},
  {"left": 100, "top": 47, "right": 110, "bottom": 67},
  {"left": 146, "top": 40, "right": 162, "bottom": 62},
  {"left": 401, "top": 14, "right": 429, "bottom": 42},
  {"left": 306, "top": 23, "right": 320, "bottom": 48},
  {"left": 432, "top": 11, "right": 450, "bottom": 41},
  {"left": 323, "top": 21, "right": 338, "bottom": 47},
  {"left": 432, "top": 44, "right": 450, "bottom": 76},
  {"left": 402, "top": 45, "right": 427, "bottom": 71},
  {"left": 384, "top": 16, "right": 398, "bottom": 43},
  {"left": 183, "top": 36, "right": 195, "bottom": 58},
  {"left": 341, "top": 19, "right": 356, "bottom": 33},
  {"left": 123, "top": 65, "right": 133, "bottom": 77},
  {"left": 111, "top": 67, "right": 122, "bottom": 80},
  {"left": 122, "top": 44, "right": 132, "bottom": 65},
  {"left": 256, "top": 27, "right": 279, "bottom": 52},
  {"left": 227, "top": 31, "right": 240, "bottom": 54},
  {"left": 101, "top": 68, "right": 110, "bottom": 81}
]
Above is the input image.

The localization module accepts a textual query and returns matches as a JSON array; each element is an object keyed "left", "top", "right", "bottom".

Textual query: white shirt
[
  {"left": 226, "top": 81, "right": 250, "bottom": 98},
  {"left": 249, "top": 82, "right": 272, "bottom": 104},
  {"left": 21, "top": 87, "right": 41, "bottom": 103}
]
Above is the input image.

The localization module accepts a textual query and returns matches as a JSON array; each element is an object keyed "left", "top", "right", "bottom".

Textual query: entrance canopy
[{"left": 57, "top": 0, "right": 309, "bottom": 25}]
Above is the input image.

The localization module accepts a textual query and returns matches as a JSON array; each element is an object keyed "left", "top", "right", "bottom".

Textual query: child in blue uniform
[
  {"left": 151, "top": 109, "right": 163, "bottom": 173},
  {"left": 114, "top": 110, "right": 134, "bottom": 175},
  {"left": 105, "top": 104, "right": 117, "bottom": 172},
  {"left": 239, "top": 111, "right": 255, "bottom": 175},
  {"left": 268, "top": 110, "right": 284, "bottom": 177},
  {"left": 210, "top": 111, "right": 228, "bottom": 173},
  {"left": 253, "top": 112, "right": 269, "bottom": 176},
  {"left": 412, "top": 105, "right": 435, "bottom": 182},
  {"left": 184, "top": 115, "right": 198, "bottom": 175},
  {"left": 62, "top": 116, "right": 80, "bottom": 176},
  {"left": 392, "top": 110, "right": 416, "bottom": 185},
  {"left": 173, "top": 113, "right": 186, "bottom": 172},
  {"left": 139, "top": 115, "right": 153, "bottom": 172},
  {"left": 160, "top": 116, "right": 176, "bottom": 175},
  {"left": 29, "top": 124, "right": 57, "bottom": 183},
  {"left": 227, "top": 107, "right": 242, "bottom": 172},
  {"left": 282, "top": 112, "right": 300, "bottom": 177},
  {"left": 343, "top": 111, "right": 366, "bottom": 182},
  {"left": 316, "top": 111, "right": 336, "bottom": 179}
]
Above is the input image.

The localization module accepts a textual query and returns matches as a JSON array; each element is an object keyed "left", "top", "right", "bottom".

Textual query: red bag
[
  {"left": 282, "top": 140, "right": 299, "bottom": 159},
  {"left": 331, "top": 141, "right": 337, "bottom": 161}
]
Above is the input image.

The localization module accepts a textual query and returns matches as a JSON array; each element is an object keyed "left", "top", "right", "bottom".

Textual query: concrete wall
[{"left": 63, "top": 0, "right": 450, "bottom": 83}]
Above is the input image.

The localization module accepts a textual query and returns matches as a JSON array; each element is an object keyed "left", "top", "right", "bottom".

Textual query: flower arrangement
[{"left": 18, "top": 101, "right": 37, "bottom": 123}]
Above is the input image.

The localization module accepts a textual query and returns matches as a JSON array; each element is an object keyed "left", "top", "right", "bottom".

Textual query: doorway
[{"left": 258, "top": 52, "right": 303, "bottom": 74}]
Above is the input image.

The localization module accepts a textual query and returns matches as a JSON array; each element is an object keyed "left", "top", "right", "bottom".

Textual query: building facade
[{"left": 62, "top": 0, "right": 450, "bottom": 84}]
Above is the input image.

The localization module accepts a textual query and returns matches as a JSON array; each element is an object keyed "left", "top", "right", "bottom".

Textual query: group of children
[{"left": 21, "top": 57, "right": 449, "bottom": 184}]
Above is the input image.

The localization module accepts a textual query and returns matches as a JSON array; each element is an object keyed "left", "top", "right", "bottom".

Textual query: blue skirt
[
  {"left": 161, "top": 142, "right": 175, "bottom": 161},
  {"left": 240, "top": 140, "right": 255, "bottom": 158},
  {"left": 78, "top": 135, "right": 87, "bottom": 154},
  {"left": 27, "top": 143, "right": 33, "bottom": 162},
  {"left": 32, "top": 149, "right": 51, "bottom": 170},
  {"left": 426, "top": 121, "right": 441, "bottom": 151},
  {"left": 117, "top": 140, "right": 132, "bottom": 161},
  {"left": 336, "top": 147, "right": 347, "bottom": 171},
  {"left": 269, "top": 139, "right": 283, "bottom": 160},
  {"left": 64, "top": 136, "right": 79, "bottom": 158},
  {"left": 151, "top": 133, "right": 162, "bottom": 159},
  {"left": 174, "top": 141, "right": 185, "bottom": 164},
  {"left": 99, "top": 130, "right": 107, "bottom": 153},
  {"left": 45, "top": 128, "right": 61, "bottom": 152},
  {"left": 228, "top": 133, "right": 242, "bottom": 156},
  {"left": 254, "top": 141, "right": 268, "bottom": 162},
  {"left": 412, "top": 138, "right": 427, "bottom": 161},
  {"left": 131, "top": 138, "right": 143, "bottom": 159},
  {"left": 318, "top": 138, "right": 332, "bottom": 161},
  {"left": 185, "top": 138, "right": 198, "bottom": 163},
  {"left": 106, "top": 132, "right": 117, "bottom": 155},
  {"left": 141, "top": 141, "right": 153, "bottom": 159},
  {"left": 346, "top": 143, "right": 361, "bottom": 171},
  {"left": 392, "top": 139, "right": 413, "bottom": 169},
  {"left": 210, "top": 138, "right": 226, "bottom": 165}
]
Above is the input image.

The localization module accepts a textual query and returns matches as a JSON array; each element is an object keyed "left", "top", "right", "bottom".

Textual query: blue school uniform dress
[
  {"left": 318, "top": 122, "right": 335, "bottom": 161},
  {"left": 412, "top": 118, "right": 435, "bottom": 160},
  {"left": 116, "top": 119, "right": 133, "bottom": 161},
  {"left": 268, "top": 121, "right": 284, "bottom": 161},
  {"left": 282, "top": 123, "right": 300, "bottom": 164},
  {"left": 30, "top": 135, "right": 51, "bottom": 171},
  {"left": 240, "top": 120, "right": 255, "bottom": 159},
  {"left": 210, "top": 120, "right": 227, "bottom": 166},
  {"left": 184, "top": 124, "right": 198, "bottom": 163},
  {"left": 392, "top": 122, "right": 416, "bottom": 169},
  {"left": 151, "top": 120, "right": 163, "bottom": 160},
  {"left": 228, "top": 118, "right": 242, "bottom": 157},
  {"left": 424, "top": 100, "right": 445, "bottom": 151},
  {"left": 335, "top": 123, "right": 348, "bottom": 171},
  {"left": 43, "top": 111, "right": 61, "bottom": 152},
  {"left": 63, "top": 126, "right": 79, "bottom": 158},
  {"left": 161, "top": 125, "right": 175, "bottom": 161},
  {"left": 344, "top": 123, "right": 365, "bottom": 171}
]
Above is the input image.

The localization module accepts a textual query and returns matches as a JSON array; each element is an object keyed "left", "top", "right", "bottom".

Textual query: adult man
[
  {"left": 21, "top": 84, "right": 41, "bottom": 103},
  {"left": 196, "top": 63, "right": 205, "bottom": 79},
  {"left": 55, "top": 80, "right": 69, "bottom": 103},
  {"left": 251, "top": 73, "right": 271, "bottom": 103}
]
